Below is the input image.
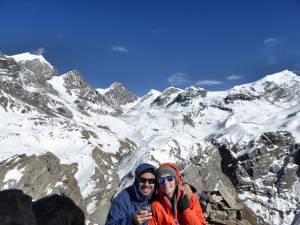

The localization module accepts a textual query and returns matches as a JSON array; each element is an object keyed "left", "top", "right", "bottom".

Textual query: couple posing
[{"left": 105, "top": 162, "right": 206, "bottom": 225}]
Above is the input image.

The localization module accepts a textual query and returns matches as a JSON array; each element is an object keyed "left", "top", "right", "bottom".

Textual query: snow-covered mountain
[{"left": 0, "top": 52, "right": 299, "bottom": 225}]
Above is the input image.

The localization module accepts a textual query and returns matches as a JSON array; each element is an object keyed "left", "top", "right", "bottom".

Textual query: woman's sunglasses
[
  {"left": 139, "top": 177, "right": 156, "bottom": 184},
  {"left": 157, "top": 175, "right": 174, "bottom": 185}
]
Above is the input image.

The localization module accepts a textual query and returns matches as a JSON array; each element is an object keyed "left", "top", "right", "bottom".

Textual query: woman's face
[{"left": 158, "top": 173, "right": 176, "bottom": 199}]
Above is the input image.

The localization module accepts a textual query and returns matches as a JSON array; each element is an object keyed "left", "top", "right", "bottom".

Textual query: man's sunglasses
[
  {"left": 139, "top": 177, "right": 155, "bottom": 184},
  {"left": 157, "top": 175, "right": 174, "bottom": 185}
]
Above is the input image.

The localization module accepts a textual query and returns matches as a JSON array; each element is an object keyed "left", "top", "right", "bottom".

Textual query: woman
[{"left": 148, "top": 162, "right": 206, "bottom": 225}]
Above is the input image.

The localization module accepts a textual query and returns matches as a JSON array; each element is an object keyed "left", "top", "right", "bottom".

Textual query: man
[{"left": 105, "top": 163, "right": 156, "bottom": 225}]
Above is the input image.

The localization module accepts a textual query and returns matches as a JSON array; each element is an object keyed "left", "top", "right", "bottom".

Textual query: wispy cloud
[
  {"left": 263, "top": 37, "right": 281, "bottom": 65},
  {"left": 226, "top": 75, "right": 242, "bottom": 80},
  {"left": 167, "top": 72, "right": 191, "bottom": 86},
  {"left": 32, "top": 47, "right": 45, "bottom": 55},
  {"left": 264, "top": 37, "right": 279, "bottom": 47},
  {"left": 195, "top": 80, "right": 223, "bottom": 86},
  {"left": 110, "top": 46, "right": 129, "bottom": 53}
]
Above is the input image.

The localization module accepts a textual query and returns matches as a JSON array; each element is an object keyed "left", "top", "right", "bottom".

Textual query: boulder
[
  {"left": 32, "top": 194, "right": 85, "bottom": 225},
  {"left": 0, "top": 189, "right": 36, "bottom": 225}
]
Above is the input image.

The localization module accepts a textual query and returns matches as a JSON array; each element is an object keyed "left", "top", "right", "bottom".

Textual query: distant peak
[
  {"left": 163, "top": 87, "right": 182, "bottom": 93},
  {"left": 110, "top": 82, "right": 124, "bottom": 89},
  {"left": 257, "top": 70, "right": 299, "bottom": 84},
  {"left": 8, "top": 52, "right": 51, "bottom": 66},
  {"left": 146, "top": 89, "right": 161, "bottom": 96}
]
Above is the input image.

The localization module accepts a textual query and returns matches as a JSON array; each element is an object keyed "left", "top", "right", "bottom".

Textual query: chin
[{"left": 142, "top": 192, "right": 151, "bottom": 197}]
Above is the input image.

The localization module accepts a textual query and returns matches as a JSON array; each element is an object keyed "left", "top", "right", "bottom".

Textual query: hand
[
  {"left": 177, "top": 194, "right": 190, "bottom": 212},
  {"left": 181, "top": 184, "right": 193, "bottom": 199},
  {"left": 133, "top": 209, "right": 152, "bottom": 225}
]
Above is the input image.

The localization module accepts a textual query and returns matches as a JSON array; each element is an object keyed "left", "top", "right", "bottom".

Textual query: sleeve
[
  {"left": 180, "top": 194, "right": 206, "bottom": 225},
  {"left": 105, "top": 195, "right": 135, "bottom": 225},
  {"left": 147, "top": 202, "right": 161, "bottom": 225}
]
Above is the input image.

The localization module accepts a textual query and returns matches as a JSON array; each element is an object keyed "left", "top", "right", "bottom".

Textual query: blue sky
[{"left": 1, "top": 0, "right": 300, "bottom": 96}]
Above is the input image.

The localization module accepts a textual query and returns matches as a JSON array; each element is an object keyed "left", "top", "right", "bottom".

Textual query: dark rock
[
  {"left": 224, "top": 93, "right": 259, "bottom": 104},
  {"left": 32, "top": 194, "right": 85, "bottom": 225},
  {"left": 101, "top": 82, "right": 137, "bottom": 106},
  {"left": 0, "top": 189, "right": 37, "bottom": 225},
  {"left": 167, "top": 87, "right": 207, "bottom": 107},
  {"left": 151, "top": 87, "right": 181, "bottom": 106}
]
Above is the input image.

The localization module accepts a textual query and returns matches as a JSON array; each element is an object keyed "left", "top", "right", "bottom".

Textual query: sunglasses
[
  {"left": 139, "top": 177, "right": 155, "bottom": 184},
  {"left": 157, "top": 175, "right": 174, "bottom": 185}
]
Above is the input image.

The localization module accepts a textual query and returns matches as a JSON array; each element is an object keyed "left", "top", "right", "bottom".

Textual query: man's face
[{"left": 138, "top": 172, "right": 155, "bottom": 197}]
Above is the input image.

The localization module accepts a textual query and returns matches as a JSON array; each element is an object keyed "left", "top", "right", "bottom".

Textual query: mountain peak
[
  {"left": 110, "top": 82, "right": 124, "bottom": 89},
  {"left": 257, "top": 70, "right": 299, "bottom": 85},
  {"left": 97, "top": 82, "right": 137, "bottom": 106},
  {"left": 9, "top": 52, "right": 51, "bottom": 66}
]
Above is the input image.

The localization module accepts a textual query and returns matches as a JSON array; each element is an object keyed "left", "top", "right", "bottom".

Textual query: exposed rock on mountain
[
  {"left": 61, "top": 70, "right": 122, "bottom": 115},
  {"left": 225, "top": 70, "right": 300, "bottom": 106},
  {"left": 0, "top": 152, "right": 85, "bottom": 211},
  {"left": 216, "top": 131, "right": 299, "bottom": 225},
  {"left": 97, "top": 82, "right": 137, "bottom": 106}
]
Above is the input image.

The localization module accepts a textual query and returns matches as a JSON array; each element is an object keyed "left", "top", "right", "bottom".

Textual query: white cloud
[
  {"left": 195, "top": 80, "right": 223, "bottom": 86},
  {"left": 110, "top": 46, "right": 129, "bottom": 53},
  {"left": 167, "top": 72, "right": 191, "bottom": 86},
  {"left": 264, "top": 38, "right": 279, "bottom": 47},
  {"left": 226, "top": 75, "right": 242, "bottom": 80},
  {"left": 32, "top": 47, "right": 45, "bottom": 55}
]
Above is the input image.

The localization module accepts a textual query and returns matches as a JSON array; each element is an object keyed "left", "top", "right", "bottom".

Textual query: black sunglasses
[
  {"left": 139, "top": 177, "right": 155, "bottom": 184},
  {"left": 157, "top": 175, "right": 174, "bottom": 185}
]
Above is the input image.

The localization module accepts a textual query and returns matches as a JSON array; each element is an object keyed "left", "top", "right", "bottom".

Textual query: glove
[{"left": 177, "top": 194, "right": 190, "bottom": 212}]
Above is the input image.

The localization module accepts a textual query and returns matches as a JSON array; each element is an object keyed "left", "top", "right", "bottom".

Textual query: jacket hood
[
  {"left": 158, "top": 162, "right": 182, "bottom": 187},
  {"left": 128, "top": 163, "right": 156, "bottom": 203},
  {"left": 135, "top": 163, "right": 156, "bottom": 178}
]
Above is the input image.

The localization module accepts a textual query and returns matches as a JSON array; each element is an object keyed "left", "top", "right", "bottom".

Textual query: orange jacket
[{"left": 148, "top": 163, "right": 206, "bottom": 225}]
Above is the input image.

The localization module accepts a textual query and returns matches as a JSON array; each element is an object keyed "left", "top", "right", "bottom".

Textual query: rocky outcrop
[
  {"left": 0, "top": 153, "right": 85, "bottom": 212},
  {"left": 0, "top": 189, "right": 85, "bottom": 225},
  {"left": 33, "top": 194, "right": 85, "bottom": 225},
  {"left": 101, "top": 82, "right": 137, "bottom": 106},
  {"left": 63, "top": 71, "right": 122, "bottom": 115},
  {"left": 151, "top": 87, "right": 181, "bottom": 106},
  {"left": 0, "top": 56, "right": 72, "bottom": 117},
  {"left": 216, "top": 131, "right": 299, "bottom": 225},
  {"left": 224, "top": 71, "right": 300, "bottom": 105},
  {"left": 0, "top": 189, "right": 36, "bottom": 225},
  {"left": 167, "top": 87, "right": 207, "bottom": 107}
]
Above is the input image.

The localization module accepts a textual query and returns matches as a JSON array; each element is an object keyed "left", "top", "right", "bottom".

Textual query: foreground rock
[
  {"left": 33, "top": 194, "right": 85, "bottom": 225},
  {"left": 0, "top": 189, "right": 85, "bottom": 225},
  {"left": 0, "top": 189, "right": 36, "bottom": 225}
]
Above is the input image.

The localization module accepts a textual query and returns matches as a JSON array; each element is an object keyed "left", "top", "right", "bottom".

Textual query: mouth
[{"left": 141, "top": 186, "right": 152, "bottom": 192}]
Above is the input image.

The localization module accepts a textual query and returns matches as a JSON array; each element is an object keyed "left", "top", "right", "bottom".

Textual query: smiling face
[
  {"left": 158, "top": 173, "right": 176, "bottom": 199},
  {"left": 138, "top": 172, "right": 155, "bottom": 197}
]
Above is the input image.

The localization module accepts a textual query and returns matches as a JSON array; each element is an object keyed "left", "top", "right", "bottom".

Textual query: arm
[
  {"left": 179, "top": 194, "right": 206, "bottom": 225},
  {"left": 105, "top": 196, "right": 134, "bottom": 225}
]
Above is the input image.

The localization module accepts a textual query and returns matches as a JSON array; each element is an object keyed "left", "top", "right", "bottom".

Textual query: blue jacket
[{"left": 105, "top": 163, "right": 156, "bottom": 225}]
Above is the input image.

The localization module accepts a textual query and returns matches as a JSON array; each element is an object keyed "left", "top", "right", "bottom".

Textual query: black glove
[{"left": 177, "top": 194, "right": 190, "bottom": 212}]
